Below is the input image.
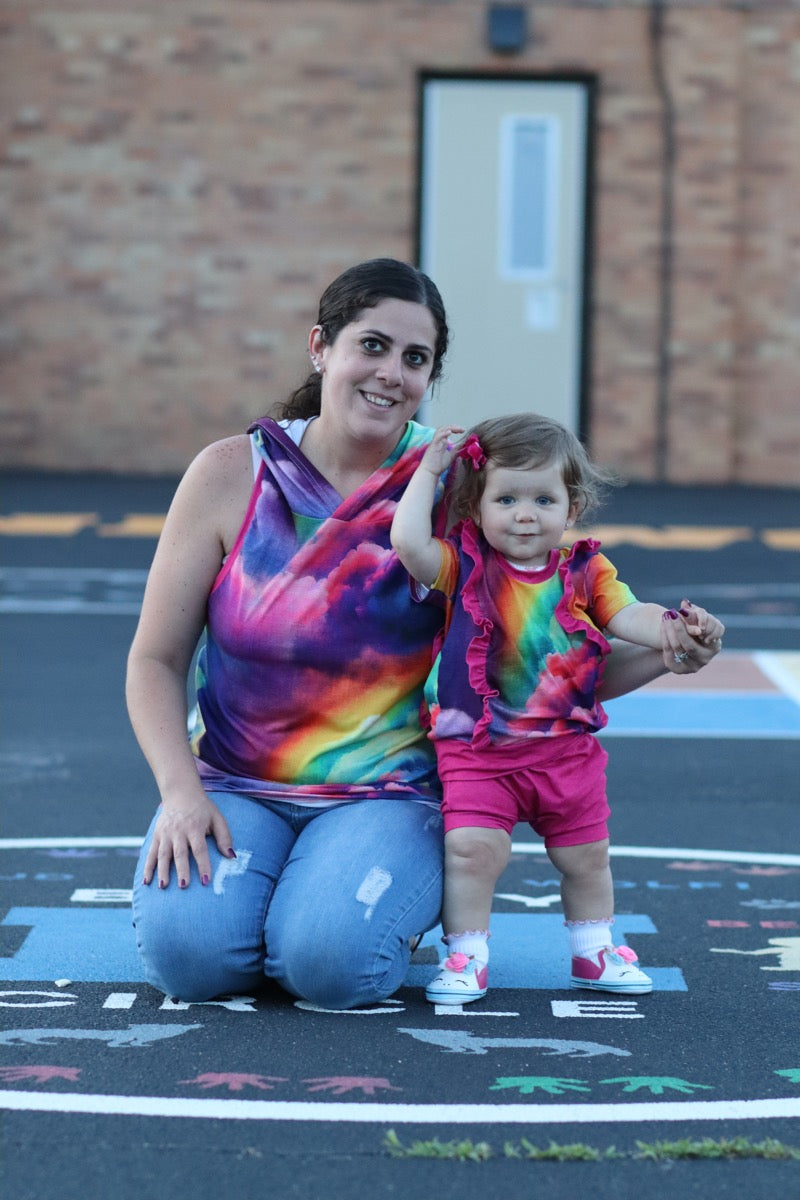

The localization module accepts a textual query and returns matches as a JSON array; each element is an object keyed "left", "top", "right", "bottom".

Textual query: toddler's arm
[
  {"left": 391, "top": 426, "right": 464, "bottom": 587},
  {"left": 605, "top": 601, "right": 669, "bottom": 650},
  {"left": 606, "top": 599, "right": 725, "bottom": 651}
]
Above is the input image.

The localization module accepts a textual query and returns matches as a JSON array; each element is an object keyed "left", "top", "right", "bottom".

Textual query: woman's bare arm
[
  {"left": 599, "top": 627, "right": 722, "bottom": 702},
  {"left": 126, "top": 436, "right": 252, "bottom": 889}
]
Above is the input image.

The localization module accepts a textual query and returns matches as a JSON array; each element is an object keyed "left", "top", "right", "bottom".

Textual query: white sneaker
[
  {"left": 571, "top": 945, "right": 653, "bottom": 994},
  {"left": 425, "top": 952, "right": 489, "bottom": 1005}
]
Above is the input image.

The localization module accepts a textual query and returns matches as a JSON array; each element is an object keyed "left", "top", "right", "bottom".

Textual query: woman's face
[{"left": 309, "top": 298, "right": 438, "bottom": 449}]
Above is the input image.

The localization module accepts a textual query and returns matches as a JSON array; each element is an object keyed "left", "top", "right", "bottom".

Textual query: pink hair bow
[{"left": 457, "top": 434, "right": 487, "bottom": 471}]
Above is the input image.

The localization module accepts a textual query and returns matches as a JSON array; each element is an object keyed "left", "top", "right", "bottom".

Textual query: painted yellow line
[
  {"left": 1, "top": 516, "right": 798, "bottom": 550},
  {"left": 763, "top": 529, "right": 800, "bottom": 550},
  {"left": 0, "top": 513, "right": 97, "bottom": 536},
  {"left": 578, "top": 525, "right": 753, "bottom": 549},
  {"left": 97, "top": 516, "right": 165, "bottom": 537},
  {"left": 0, "top": 513, "right": 163, "bottom": 537}
]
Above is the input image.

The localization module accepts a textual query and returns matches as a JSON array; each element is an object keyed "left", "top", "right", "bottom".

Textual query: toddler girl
[{"left": 391, "top": 414, "right": 724, "bottom": 1004}]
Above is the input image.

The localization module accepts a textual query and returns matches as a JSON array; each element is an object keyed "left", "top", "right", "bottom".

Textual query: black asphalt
[{"left": 2, "top": 470, "right": 799, "bottom": 1199}]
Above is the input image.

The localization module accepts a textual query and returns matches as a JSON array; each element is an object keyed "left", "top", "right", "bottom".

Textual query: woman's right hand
[{"left": 142, "top": 793, "right": 235, "bottom": 890}]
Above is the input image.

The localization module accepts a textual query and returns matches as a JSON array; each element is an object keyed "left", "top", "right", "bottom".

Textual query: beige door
[{"left": 418, "top": 76, "right": 593, "bottom": 434}]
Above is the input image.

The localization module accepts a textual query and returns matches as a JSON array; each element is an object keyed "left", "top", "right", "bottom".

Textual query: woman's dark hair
[
  {"left": 270, "top": 258, "right": 449, "bottom": 420},
  {"left": 451, "top": 413, "right": 619, "bottom": 522}
]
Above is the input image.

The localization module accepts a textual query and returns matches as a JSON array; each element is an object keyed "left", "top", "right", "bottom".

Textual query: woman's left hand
[{"left": 661, "top": 599, "right": 724, "bottom": 674}]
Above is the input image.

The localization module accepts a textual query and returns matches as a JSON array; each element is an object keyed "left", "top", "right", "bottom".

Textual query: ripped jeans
[{"left": 132, "top": 792, "right": 444, "bottom": 1009}]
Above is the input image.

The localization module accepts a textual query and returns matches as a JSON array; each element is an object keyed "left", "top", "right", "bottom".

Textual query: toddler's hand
[
  {"left": 421, "top": 425, "right": 465, "bottom": 476},
  {"left": 679, "top": 599, "right": 725, "bottom": 646}
]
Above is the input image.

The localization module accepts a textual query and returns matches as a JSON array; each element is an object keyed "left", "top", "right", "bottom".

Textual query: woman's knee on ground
[
  {"left": 134, "top": 903, "right": 265, "bottom": 1003},
  {"left": 268, "top": 921, "right": 408, "bottom": 1010}
]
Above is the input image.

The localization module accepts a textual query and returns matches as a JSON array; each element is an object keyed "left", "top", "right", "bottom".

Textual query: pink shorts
[{"left": 435, "top": 732, "right": 610, "bottom": 847}]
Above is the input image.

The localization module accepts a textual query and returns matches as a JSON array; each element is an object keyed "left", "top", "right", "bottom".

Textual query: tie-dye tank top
[
  {"left": 189, "top": 418, "right": 445, "bottom": 804},
  {"left": 423, "top": 519, "right": 638, "bottom": 748}
]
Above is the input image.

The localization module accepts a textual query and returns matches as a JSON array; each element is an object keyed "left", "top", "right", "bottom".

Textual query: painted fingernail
[
  {"left": 679, "top": 606, "right": 691, "bottom": 617},
  {"left": 662, "top": 609, "right": 680, "bottom": 621},
  {"left": 202, "top": 873, "right": 210, "bottom": 886},
  {"left": 179, "top": 878, "right": 187, "bottom": 889},
  {"left": 226, "top": 848, "right": 237, "bottom": 859},
  {"left": 158, "top": 879, "right": 167, "bottom": 890}
]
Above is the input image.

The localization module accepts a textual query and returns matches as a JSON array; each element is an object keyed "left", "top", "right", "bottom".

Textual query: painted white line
[
  {"left": 0, "top": 837, "right": 143, "bottom": 850},
  {"left": 432, "top": 1007, "right": 521, "bottom": 1017},
  {"left": 2, "top": 837, "right": 798, "bottom": 866},
  {"left": 0, "top": 568, "right": 148, "bottom": 582},
  {"left": 662, "top": 584, "right": 800, "bottom": 598},
  {"left": 1, "top": 1090, "right": 798, "bottom": 1124},
  {"left": 600, "top": 729, "right": 799, "bottom": 740},
  {"left": 755, "top": 651, "right": 800, "bottom": 705},
  {"left": 709, "top": 615, "right": 800, "bottom": 628},
  {"left": 102, "top": 994, "right": 138, "bottom": 1010},
  {"left": 0, "top": 602, "right": 143, "bottom": 615},
  {"left": 70, "top": 889, "right": 133, "bottom": 903},
  {"left": 510, "top": 844, "right": 800, "bottom": 867}
]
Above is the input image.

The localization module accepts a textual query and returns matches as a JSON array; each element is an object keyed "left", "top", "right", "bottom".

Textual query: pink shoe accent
[
  {"left": 570, "top": 945, "right": 652, "bottom": 994},
  {"left": 442, "top": 955, "right": 488, "bottom": 989},
  {"left": 443, "top": 952, "right": 470, "bottom": 972},
  {"left": 572, "top": 950, "right": 607, "bottom": 981}
]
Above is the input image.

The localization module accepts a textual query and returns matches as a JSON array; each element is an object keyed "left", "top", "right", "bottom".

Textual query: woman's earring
[{"left": 310, "top": 355, "right": 321, "bottom": 373}]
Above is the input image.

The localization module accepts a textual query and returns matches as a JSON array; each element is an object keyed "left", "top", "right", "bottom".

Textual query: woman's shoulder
[
  {"left": 180, "top": 434, "right": 255, "bottom": 498},
  {"left": 190, "top": 433, "right": 253, "bottom": 477},
  {"left": 174, "top": 435, "right": 255, "bottom": 548}
]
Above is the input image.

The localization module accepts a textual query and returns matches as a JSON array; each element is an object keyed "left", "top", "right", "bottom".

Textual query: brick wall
[{"left": 1, "top": 1, "right": 798, "bottom": 483}]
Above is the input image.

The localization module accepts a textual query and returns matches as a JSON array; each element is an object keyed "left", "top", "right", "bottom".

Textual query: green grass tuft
[
  {"left": 384, "top": 1130, "right": 493, "bottom": 1161},
  {"left": 633, "top": 1136, "right": 800, "bottom": 1162},
  {"left": 505, "top": 1138, "right": 620, "bottom": 1161},
  {"left": 384, "top": 1130, "right": 800, "bottom": 1163}
]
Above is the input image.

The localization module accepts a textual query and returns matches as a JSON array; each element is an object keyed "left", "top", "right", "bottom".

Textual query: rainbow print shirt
[
  {"left": 189, "top": 418, "right": 445, "bottom": 803},
  {"left": 422, "top": 520, "right": 638, "bottom": 747}
]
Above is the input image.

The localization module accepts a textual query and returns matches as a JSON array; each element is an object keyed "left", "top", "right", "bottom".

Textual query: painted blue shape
[
  {"left": 3, "top": 907, "right": 686, "bottom": 991},
  {"left": 0, "top": 1024, "right": 200, "bottom": 1047},
  {"left": 0, "top": 907, "right": 145, "bottom": 982},
  {"left": 601, "top": 692, "right": 800, "bottom": 738},
  {"left": 397, "top": 1028, "right": 630, "bottom": 1058},
  {"left": 406, "top": 913, "right": 687, "bottom": 992}
]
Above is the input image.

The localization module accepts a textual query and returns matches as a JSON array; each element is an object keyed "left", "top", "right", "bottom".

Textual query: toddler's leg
[
  {"left": 426, "top": 826, "right": 510, "bottom": 1006},
  {"left": 547, "top": 838, "right": 613, "bottom": 922},
  {"left": 547, "top": 839, "right": 652, "bottom": 995}
]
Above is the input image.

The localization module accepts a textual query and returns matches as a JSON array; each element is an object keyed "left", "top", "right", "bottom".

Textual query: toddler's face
[{"left": 476, "top": 459, "right": 577, "bottom": 567}]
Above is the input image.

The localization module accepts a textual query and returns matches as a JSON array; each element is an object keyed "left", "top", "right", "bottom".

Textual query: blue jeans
[{"left": 132, "top": 792, "right": 444, "bottom": 1009}]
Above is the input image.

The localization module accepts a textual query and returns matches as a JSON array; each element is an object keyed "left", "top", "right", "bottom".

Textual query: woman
[{"left": 127, "top": 257, "right": 717, "bottom": 1008}]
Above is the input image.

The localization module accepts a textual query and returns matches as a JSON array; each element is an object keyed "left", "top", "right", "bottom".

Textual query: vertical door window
[{"left": 499, "top": 114, "right": 559, "bottom": 281}]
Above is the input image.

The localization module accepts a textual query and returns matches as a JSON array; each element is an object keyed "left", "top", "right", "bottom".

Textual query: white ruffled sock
[
  {"left": 566, "top": 919, "right": 613, "bottom": 960},
  {"left": 443, "top": 929, "right": 490, "bottom": 966}
]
